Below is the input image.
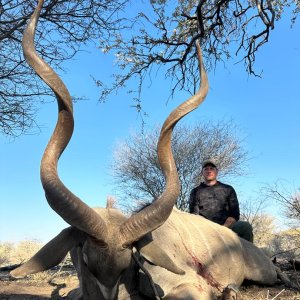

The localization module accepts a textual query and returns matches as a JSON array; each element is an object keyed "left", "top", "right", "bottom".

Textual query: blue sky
[{"left": 0, "top": 12, "right": 299, "bottom": 243}]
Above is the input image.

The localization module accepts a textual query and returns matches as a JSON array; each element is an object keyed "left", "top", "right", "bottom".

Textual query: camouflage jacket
[{"left": 189, "top": 181, "right": 240, "bottom": 225}]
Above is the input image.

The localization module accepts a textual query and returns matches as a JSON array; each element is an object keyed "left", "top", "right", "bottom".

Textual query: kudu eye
[
  {"left": 121, "top": 243, "right": 132, "bottom": 251},
  {"left": 89, "top": 236, "right": 108, "bottom": 249},
  {"left": 83, "top": 253, "right": 88, "bottom": 265}
]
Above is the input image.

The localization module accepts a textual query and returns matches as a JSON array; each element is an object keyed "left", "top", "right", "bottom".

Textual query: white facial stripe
[{"left": 96, "top": 278, "right": 120, "bottom": 300}]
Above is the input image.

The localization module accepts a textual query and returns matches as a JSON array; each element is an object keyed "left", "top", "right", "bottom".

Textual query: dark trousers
[{"left": 230, "top": 220, "right": 253, "bottom": 243}]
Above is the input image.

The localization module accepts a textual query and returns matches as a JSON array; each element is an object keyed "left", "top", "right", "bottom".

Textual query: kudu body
[{"left": 10, "top": 0, "right": 291, "bottom": 299}]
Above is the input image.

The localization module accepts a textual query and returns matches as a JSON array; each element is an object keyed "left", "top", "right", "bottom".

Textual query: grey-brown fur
[{"left": 136, "top": 208, "right": 281, "bottom": 299}]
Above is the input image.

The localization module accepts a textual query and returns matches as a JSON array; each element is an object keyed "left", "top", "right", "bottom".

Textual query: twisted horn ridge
[
  {"left": 23, "top": 0, "right": 108, "bottom": 241},
  {"left": 120, "top": 40, "right": 209, "bottom": 246}
]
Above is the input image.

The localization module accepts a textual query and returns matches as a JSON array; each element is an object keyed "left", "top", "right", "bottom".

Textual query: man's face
[{"left": 202, "top": 165, "right": 218, "bottom": 182}]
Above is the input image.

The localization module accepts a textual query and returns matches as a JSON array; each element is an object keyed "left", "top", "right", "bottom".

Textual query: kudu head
[{"left": 11, "top": 0, "right": 208, "bottom": 298}]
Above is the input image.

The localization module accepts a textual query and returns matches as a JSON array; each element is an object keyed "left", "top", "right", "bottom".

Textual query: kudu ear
[
  {"left": 10, "top": 227, "right": 85, "bottom": 278},
  {"left": 136, "top": 235, "right": 185, "bottom": 275}
]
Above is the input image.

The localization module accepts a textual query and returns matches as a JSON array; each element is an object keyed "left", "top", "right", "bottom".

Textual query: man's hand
[{"left": 223, "top": 217, "right": 237, "bottom": 228}]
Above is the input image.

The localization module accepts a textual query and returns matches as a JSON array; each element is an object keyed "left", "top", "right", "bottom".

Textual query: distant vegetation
[
  {"left": 0, "top": 239, "right": 43, "bottom": 266},
  {"left": 0, "top": 240, "right": 73, "bottom": 282}
]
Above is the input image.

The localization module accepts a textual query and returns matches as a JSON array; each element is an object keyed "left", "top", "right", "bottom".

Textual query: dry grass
[
  {"left": 240, "top": 286, "right": 300, "bottom": 300},
  {"left": 0, "top": 240, "right": 78, "bottom": 299},
  {"left": 0, "top": 240, "right": 43, "bottom": 266},
  {"left": 0, "top": 269, "right": 79, "bottom": 299}
]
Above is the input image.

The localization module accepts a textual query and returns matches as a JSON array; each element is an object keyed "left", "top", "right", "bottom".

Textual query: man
[{"left": 189, "top": 158, "right": 253, "bottom": 242}]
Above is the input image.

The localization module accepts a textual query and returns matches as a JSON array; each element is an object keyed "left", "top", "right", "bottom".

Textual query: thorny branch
[
  {"left": 0, "top": 0, "right": 128, "bottom": 137},
  {"left": 262, "top": 181, "right": 300, "bottom": 221},
  {"left": 1, "top": 0, "right": 299, "bottom": 136},
  {"left": 98, "top": 0, "right": 298, "bottom": 103}
]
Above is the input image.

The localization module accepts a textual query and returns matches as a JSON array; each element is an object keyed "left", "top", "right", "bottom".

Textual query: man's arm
[
  {"left": 223, "top": 186, "right": 240, "bottom": 227},
  {"left": 189, "top": 188, "right": 199, "bottom": 215}
]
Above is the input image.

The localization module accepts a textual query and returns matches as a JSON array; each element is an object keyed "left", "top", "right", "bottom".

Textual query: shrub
[{"left": 0, "top": 240, "right": 43, "bottom": 266}]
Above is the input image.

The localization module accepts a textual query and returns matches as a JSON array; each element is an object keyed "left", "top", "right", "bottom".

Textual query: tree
[
  {"left": 98, "top": 0, "right": 299, "bottom": 103},
  {"left": 261, "top": 181, "right": 300, "bottom": 258},
  {"left": 262, "top": 181, "right": 300, "bottom": 226},
  {"left": 111, "top": 120, "right": 248, "bottom": 211},
  {"left": 240, "top": 197, "right": 276, "bottom": 247},
  {"left": 251, "top": 214, "right": 276, "bottom": 248},
  {"left": 0, "top": 0, "right": 127, "bottom": 136},
  {"left": 3, "top": 0, "right": 298, "bottom": 136}
]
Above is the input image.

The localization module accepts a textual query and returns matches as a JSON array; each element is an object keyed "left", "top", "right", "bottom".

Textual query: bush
[
  {"left": 0, "top": 240, "right": 43, "bottom": 267},
  {"left": 0, "top": 242, "right": 14, "bottom": 266},
  {"left": 270, "top": 229, "right": 300, "bottom": 260}
]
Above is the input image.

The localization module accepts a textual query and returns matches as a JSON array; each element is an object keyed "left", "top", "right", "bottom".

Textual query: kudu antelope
[{"left": 10, "top": 0, "right": 294, "bottom": 299}]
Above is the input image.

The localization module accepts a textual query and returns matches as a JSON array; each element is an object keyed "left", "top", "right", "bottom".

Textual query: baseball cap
[{"left": 202, "top": 158, "right": 218, "bottom": 169}]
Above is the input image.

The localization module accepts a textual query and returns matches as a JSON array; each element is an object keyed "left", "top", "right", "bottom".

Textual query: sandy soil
[{"left": 0, "top": 271, "right": 78, "bottom": 300}]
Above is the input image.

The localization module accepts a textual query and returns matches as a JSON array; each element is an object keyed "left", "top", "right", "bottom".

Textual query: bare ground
[
  {"left": 0, "top": 270, "right": 78, "bottom": 300},
  {"left": 0, "top": 261, "right": 299, "bottom": 300}
]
